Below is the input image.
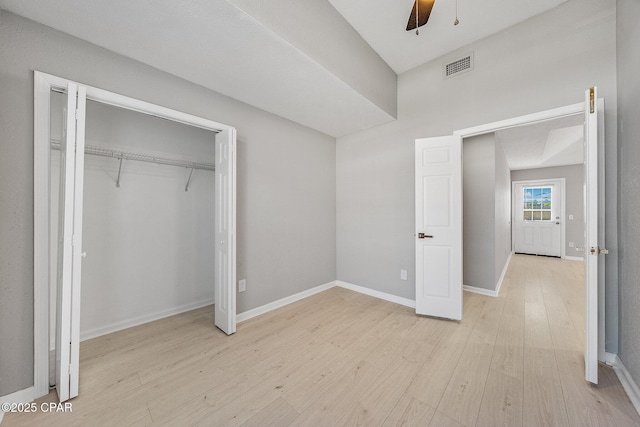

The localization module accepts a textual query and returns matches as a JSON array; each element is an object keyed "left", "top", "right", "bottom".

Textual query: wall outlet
[
  {"left": 569, "top": 242, "right": 575, "bottom": 248},
  {"left": 569, "top": 214, "right": 574, "bottom": 220},
  {"left": 238, "top": 279, "right": 246, "bottom": 292},
  {"left": 400, "top": 269, "right": 408, "bottom": 281}
]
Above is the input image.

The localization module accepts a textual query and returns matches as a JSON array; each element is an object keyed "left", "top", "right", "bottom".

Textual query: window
[{"left": 523, "top": 186, "right": 552, "bottom": 221}]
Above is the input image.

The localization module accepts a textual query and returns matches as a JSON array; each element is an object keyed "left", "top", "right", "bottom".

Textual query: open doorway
[
  {"left": 415, "top": 90, "right": 605, "bottom": 383},
  {"left": 456, "top": 98, "right": 604, "bottom": 385},
  {"left": 47, "top": 92, "right": 219, "bottom": 386},
  {"left": 462, "top": 113, "right": 585, "bottom": 295}
]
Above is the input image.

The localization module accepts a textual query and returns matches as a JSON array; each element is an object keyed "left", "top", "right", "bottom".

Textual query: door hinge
[
  {"left": 589, "top": 246, "right": 608, "bottom": 255},
  {"left": 589, "top": 87, "right": 595, "bottom": 114}
]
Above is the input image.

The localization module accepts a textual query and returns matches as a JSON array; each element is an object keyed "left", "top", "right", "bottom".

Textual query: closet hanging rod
[{"left": 50, "top": 139, "right": 215, "bottom": 171}]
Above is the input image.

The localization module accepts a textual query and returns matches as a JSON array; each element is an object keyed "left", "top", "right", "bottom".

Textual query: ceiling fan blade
[{"left": 406, "top": 0, "right": 435, "bottom": 31}]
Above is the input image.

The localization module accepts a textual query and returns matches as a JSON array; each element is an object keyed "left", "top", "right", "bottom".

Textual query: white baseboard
[
  {"left": 80, "top": 298, "right": 215, "bottom": 341},
  {"left": 0, "top": 386, "right": 36, "bottom": 423},
  {"left": 605, "top": 352, "right": 617, "bottom": 366},
  {"left": 236, "top": 281, "right": 337, "bottom": 323},
  {"left": 563, "top": 255, "right": 584, "bottom": 262},
  {"left": 462, "top": 253, "right": 512, "bottom": 298},
  {"left": 336, "top": 281, "right": 416, "bottom": 309},
  {"left": 494, "top": 252, "right": 512, "bottom": 297},
  {"left": 463, "top": 285, "right": 499, "bottom": 297},
  {"left": 236, "top": 280, "right": 417, "bottom": 323},
  {"left": 609, "top": 354, "right": 640, "bottom": 417}
]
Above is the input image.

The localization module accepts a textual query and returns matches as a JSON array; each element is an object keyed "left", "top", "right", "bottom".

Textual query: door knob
[{"left": 418, "top": 233, "right": 433, "bottom": 239}]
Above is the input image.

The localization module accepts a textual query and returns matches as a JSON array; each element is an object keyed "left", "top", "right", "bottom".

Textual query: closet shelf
[{"left": 50, "top": 139, "right": 215, "bottom": 171}]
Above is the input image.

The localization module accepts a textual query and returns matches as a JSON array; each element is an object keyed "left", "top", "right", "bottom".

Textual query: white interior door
[
  {"left": 584, "top": 87, "right": 602, "bottom": 384},
  {"left": 214, "top": 128, "right": 237, "bottom": 335},
  {"left": 415, "top": 135, "right": 463, "bottom": 320},
  {"left": 513, "top": 180, "right": 563, "bottom": 257},
  {"left": 55, "top": 83, "right": 86, "bottom": 402}
]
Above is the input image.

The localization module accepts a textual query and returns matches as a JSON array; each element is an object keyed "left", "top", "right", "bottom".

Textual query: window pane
[
  {"left": 533, "top": 211, "right": 542, "bottom": 221},
  {"left": 524, "top": 210, "right": 533, "bottom": 220},
  {"left": 541, "top": 187, "right": 552, "bottom": 209},
  {"left": 533, "top": 191, "right": 541, "bottom": 209},
  {"left": 524, "top": 189, "right": 532, "bottom": 209},
  {"left": 542, "top": 211, "right": 551, "bottom": 220}
]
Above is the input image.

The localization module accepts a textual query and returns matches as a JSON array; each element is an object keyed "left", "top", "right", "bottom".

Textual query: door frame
[
  {"left": 511, "top": 178, "right": 566, "bottom": 258},
  {"left": 454, "top": 98, "right": 606, "bottom": 365},
  {"left": 33, "top": 71, "right": 237, "bottom": 399}
]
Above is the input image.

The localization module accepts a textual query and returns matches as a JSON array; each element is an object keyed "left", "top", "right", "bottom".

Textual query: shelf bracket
[
  {"left": 116, "top": 157, "right": 123, "bottom": 188},
  {"left": 185, "top": 168, "right": 194, "bottom": 192}
]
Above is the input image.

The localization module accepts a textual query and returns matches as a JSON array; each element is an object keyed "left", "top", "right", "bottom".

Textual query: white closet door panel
[
  {"left": 214, "top": 128, "right": 237, "bottom": 335},
  {"left": 55, "top": 83, "right": 86, "bottom": 402},
  {"left": 68, "top": 86, "right": 86, "bottom": 399}
]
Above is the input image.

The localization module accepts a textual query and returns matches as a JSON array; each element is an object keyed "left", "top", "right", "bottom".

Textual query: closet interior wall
[{"left": 49, "top": 91, "right": 217, "bottom": 350}]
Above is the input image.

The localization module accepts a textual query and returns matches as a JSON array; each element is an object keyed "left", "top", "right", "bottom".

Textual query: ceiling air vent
[{"left": 443, "top": 53, "right": 473, "bottom": 79}]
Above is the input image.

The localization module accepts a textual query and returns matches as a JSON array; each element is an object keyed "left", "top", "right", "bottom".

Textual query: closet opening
[
  {"left": 48, "top": 92, "right": 218, "bottom": 385},
  {"left": 33, "top": 71, "right": 237, "bottom": 402}
]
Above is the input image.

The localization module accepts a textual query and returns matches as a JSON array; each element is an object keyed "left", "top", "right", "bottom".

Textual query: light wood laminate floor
[{"left": 4, "top": 255, "right": 640, "bottom": 426}]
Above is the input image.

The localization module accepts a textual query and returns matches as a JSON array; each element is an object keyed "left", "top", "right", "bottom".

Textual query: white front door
[
  {"left": 584, "top": 87, "right": 603, "bottom": 384},
  {"left": 214, "top": 128, "right": 237, "bottom": 335},
  {"left": 415, "top": 135, "right": 463, "bottom": 320},
  {"left": 513, "top": 180, "right": 563, "bottom": 257},
  {"left": 55, "top": 83, "right": 86, "bottom": 402}
]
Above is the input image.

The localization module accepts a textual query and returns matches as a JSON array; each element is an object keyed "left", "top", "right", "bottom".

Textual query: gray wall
[
  {"left": 463, "top": 134, "right": 496, "bottom": 290},
  {"left": 462, "top": 134, "right": 511, "bottom": 292},
  {"left": 617, "top": 0, "right": 640, "bottom": 388},
  {"left": 511, "top": 164, "right": 585, "bottom": 259},
  {"left": 50, "top": 96, "right": 218, "bottom": 341},
  {"left": 0, "top": 10, "right": 336, "bottom": 396},
  {"left": 494, "top": 140, "right": 512, "bottom": 284},
  {"left": 336, "top": 0, "right": 618, "bottom": 352}
]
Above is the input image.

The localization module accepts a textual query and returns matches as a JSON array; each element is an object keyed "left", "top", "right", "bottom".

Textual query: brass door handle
[{"left": 418, "top": 233, "right": 433, "bottom": 239}]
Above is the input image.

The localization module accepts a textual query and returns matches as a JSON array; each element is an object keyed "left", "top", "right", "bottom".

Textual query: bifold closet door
[
  {"left": 55, "top": 82, "right": 86, "bottom": 402},
  {"left": 214, "top": 128, "right": 237, "bottom": 335}
]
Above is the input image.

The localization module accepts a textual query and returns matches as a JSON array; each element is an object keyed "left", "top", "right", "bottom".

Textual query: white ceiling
[
  {"left": 1, "top": 0, "right": 568, "bottom": 136},
  {"left": 497, "top": 115, "right": 584, "bottom": 170},
  {"left": 0, "top": 0, "right": 395, "bottom": 137},
  {"left": 328, "top": 0, "right": 567, "bottom": 74}
]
